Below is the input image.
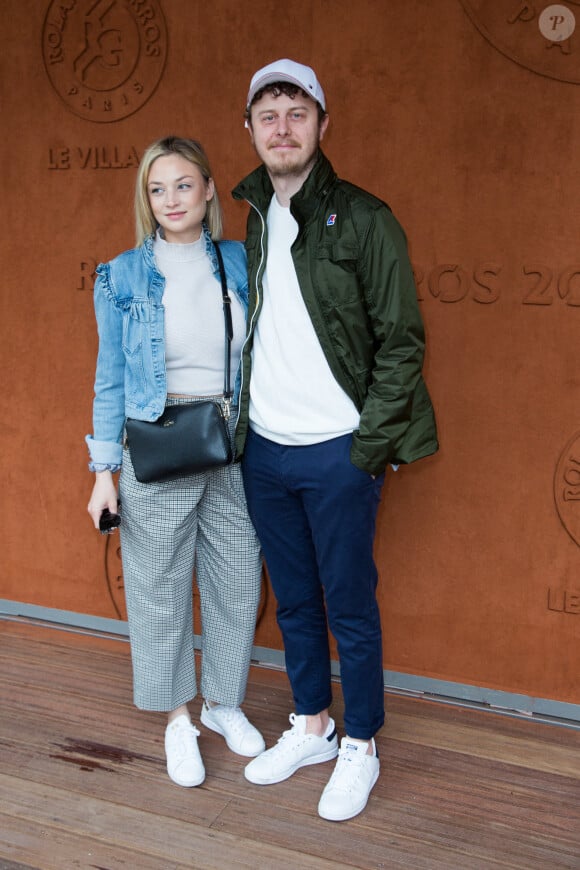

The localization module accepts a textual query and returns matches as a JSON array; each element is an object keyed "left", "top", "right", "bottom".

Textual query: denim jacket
[{"left": 85, "top": 226, "right": 249, "bottom": 471}]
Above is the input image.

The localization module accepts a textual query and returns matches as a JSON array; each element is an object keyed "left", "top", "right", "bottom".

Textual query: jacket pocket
[
  {"left": 121, "top": 301, "right": 150, "bottom": 355},
  {"left": 314, "top": 243, "right": 362, "bottom": 307},
  {"left": 121, "top": 302, "right": 152, "bottom": 403}
]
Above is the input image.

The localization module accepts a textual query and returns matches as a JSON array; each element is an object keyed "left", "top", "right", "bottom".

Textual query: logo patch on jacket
[{"left": 326, "top": 213, "right": 337, "bottom": 226}]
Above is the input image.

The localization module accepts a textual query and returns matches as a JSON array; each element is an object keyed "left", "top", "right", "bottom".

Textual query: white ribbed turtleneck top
[{"left": 153, "top": 231, "right": 244, "bottom": 396}]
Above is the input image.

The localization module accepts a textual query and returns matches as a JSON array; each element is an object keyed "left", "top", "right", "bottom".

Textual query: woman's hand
[{"left": 87, "top": 471, "right": 118, "bottom": 529}]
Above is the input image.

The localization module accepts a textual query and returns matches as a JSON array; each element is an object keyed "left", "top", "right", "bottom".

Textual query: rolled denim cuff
[
  {"left": 88, "top": 462, "right": 122, "bottom": 473},
  {"left": 85, "top": 434, "right": 123, "bottom": 467}
]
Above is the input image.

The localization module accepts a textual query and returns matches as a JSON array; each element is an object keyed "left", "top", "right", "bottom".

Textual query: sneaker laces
[
  {"left": 282, "top": 712, "right": 301, "bottom": 736},
  {"left": 170, "top": 721, "right": 200, "bottom": 759},
  {"left": 269, "top": 713, "right": 306, "bottom": 753},
  {"left": 327, "top": 743, "right": 367, "bottom": 790},
  {"left": 212, "top": 705, "right": 249, "bottom": 735}
]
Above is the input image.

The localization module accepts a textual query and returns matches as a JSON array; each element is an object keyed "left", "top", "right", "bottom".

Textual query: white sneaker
[
  {"left": 317, "top": 737, "right": 380, "bottom": 821},
  {"left": 164, "top": 715, "right": 205, "bottom": 787},
  {"left": 244, "top": 713, "right": 338, "bottom": 785},
  {"left": 200, "top": 701, "right": 265, "bottom": 757}
]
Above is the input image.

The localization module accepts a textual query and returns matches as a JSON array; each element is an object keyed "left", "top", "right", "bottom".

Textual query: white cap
[{"left": 246, "top": 58, "right": 326, "bottom": 111}]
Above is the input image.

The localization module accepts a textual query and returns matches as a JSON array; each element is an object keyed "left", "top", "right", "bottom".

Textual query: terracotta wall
[{"left": 2, "top": 0, "right": 579, "bottom": 706}]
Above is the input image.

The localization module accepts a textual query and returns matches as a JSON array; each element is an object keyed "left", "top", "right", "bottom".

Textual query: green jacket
[{"left": 232, "top": 151, "right": 438, "bottom": 475}]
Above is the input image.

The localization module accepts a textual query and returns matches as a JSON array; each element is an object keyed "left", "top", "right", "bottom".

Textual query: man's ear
[{"left": 319, "top": 114, "right": 330, "bottom": 143}]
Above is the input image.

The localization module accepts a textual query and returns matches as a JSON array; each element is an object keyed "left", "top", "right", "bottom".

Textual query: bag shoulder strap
[{"left": 213, "top": 241, "right": 233, "bottom": 403}]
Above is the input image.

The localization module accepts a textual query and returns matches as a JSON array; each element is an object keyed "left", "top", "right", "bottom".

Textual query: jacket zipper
[{"left": 235, "top": 200, "right": 266, "bottom": 434}]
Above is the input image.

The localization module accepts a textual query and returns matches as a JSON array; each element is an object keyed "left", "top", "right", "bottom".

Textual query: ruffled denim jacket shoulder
[{"left": 85, "top": 226, "right": 248, "bottom": 471}]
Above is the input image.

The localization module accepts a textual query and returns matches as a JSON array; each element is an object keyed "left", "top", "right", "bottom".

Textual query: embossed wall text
[
  {"left": 48, "top": 145, "right": 141, "bottom": 169},
  {"left": 77, "top": 260, "right": 97, "bottom": 291},
  {"left": 414, "top": 263, "right": 580, "bottom": 305},
  {"left": 547, "top": 587, "right": 580, "bottom": 614}
]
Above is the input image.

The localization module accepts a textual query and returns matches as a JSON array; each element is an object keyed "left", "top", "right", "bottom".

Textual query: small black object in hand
[{"left": 99, "top": 502, "right": 121, "bottom": 534}]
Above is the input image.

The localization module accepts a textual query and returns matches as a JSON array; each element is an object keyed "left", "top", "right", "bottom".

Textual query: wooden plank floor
[{"left": 1, "top": 619, "right": 579, "bottom": 870}]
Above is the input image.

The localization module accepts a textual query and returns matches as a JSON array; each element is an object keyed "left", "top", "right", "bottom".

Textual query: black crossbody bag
[{"left": 124, "top": 241, "right": 234, "bottom": 483}]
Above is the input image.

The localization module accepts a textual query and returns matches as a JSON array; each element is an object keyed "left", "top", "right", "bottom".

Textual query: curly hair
[{"left": 245, "top": 82, "right": 327, "bottom": 125}]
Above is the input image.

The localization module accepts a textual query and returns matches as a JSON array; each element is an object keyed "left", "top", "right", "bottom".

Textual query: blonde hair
[{"left": 134, "top": 136, "right": 223, "bottom": 245}]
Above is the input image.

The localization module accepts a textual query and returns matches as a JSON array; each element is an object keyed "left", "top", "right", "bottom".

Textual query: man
[{"left": 232, "top": 58, "right": 438, "bottom": 822}]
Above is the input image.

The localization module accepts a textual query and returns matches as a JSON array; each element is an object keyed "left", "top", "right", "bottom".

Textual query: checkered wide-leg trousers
[{"left": 119, "top": 405, "right": 262, "bottom": 711}]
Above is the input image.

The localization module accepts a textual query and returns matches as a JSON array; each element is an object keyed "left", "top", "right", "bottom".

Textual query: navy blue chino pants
[{"left": 242, "top": 429, "right": 386, "bottom": 739}]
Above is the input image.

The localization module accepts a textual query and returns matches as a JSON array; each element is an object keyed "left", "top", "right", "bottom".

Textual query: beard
[{"left": 261, "top": 142, "right": 318, "bottom": 180}]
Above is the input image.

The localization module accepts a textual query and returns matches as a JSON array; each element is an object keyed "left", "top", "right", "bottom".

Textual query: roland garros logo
[
  {"left": 460, "top": 1, "right": 580, "bottom": 84},
  {"left": 42, "top": 0, "right": 167, "bottom": 123},
  {"left": 554, "top": 430, "right": 580, "bottom": 547}
]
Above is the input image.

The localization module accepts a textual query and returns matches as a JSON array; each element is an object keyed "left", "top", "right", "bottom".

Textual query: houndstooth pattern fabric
[{"left": 119, "top": 398, "right": 262, "bottom": 711}]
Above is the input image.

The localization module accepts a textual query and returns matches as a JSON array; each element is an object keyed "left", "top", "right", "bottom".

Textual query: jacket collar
[{"left": 232, "top": 150, "right": 337, "bottom": 224}]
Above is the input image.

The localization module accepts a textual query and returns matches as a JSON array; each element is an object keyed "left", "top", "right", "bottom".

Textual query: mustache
[{"left": 268, "top": 141, "right": 300, "bottom": 149}]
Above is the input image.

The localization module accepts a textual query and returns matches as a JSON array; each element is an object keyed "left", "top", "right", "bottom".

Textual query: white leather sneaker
[
  {"left": 200, "top": 702, "right": 265, "bottom": 757},
  {"left": 318, "top": 737, "right": 380, "bottom": 821},
  {"left": 164, "top": 715, "right": 205, "bottom": 787},
  {"left": 244, "top": 713, "right": 338, "bottom": 785}
]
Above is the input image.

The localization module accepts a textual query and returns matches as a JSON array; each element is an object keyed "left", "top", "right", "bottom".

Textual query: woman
[{"left": 86, "top": 136, "right": 264, "bottom": 788}]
